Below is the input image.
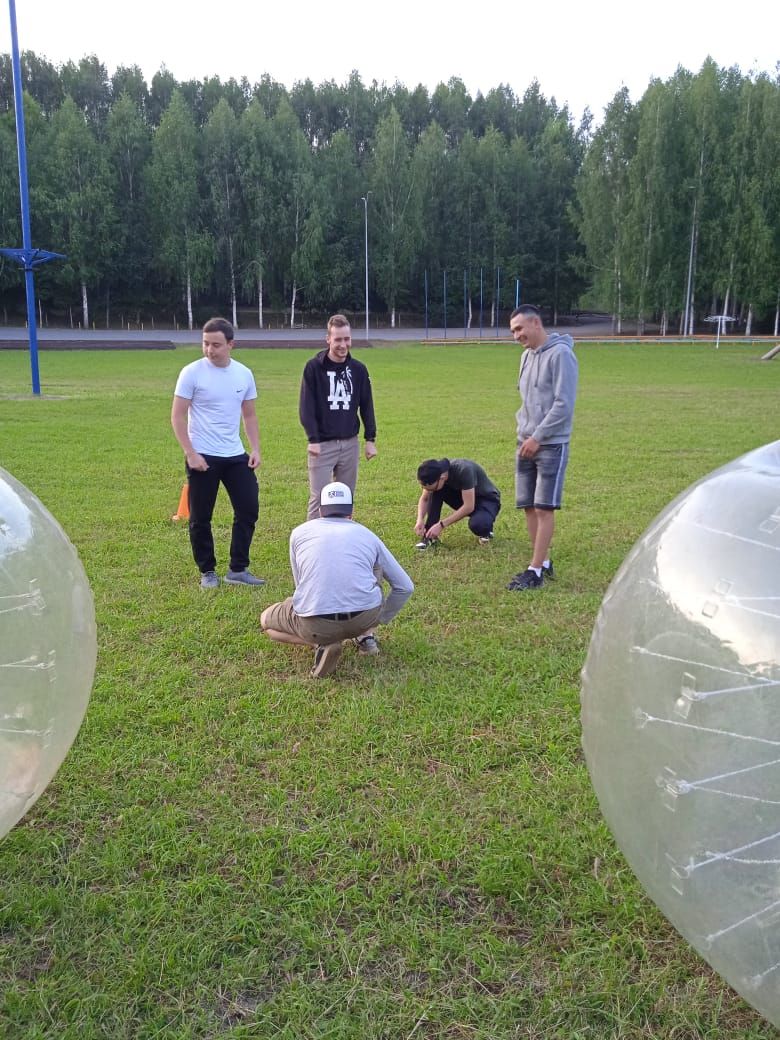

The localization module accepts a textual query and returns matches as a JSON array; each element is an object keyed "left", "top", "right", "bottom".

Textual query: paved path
[
  {"left": 2, "top": 322, "right": 774, "bottom": 351},
  {"left": 0, "top": 319, "right": 616, "bottom": 349}
]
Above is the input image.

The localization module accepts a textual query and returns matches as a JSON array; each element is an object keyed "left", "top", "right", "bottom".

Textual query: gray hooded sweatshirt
[{"left": 516, "top": 333, "right": 578, "bottom": 444}]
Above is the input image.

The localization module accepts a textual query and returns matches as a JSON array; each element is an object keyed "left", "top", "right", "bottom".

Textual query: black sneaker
[
  {"left": 543, "top": 560, "right": 555, "bottom": 580},
  {"left": 507, "top": 568, "right": 544, "bottom": 591}
]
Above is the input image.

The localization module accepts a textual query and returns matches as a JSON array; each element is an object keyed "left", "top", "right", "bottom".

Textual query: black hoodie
[{"left": 299, "top": 350, "right": 377, "bottom": 443}]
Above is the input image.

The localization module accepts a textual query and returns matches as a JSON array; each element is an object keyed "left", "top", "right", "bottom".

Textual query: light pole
[
  {"left": 361, "top": 193, "right": 371, "bottom": 339},
  {"left": 683, "top": 189, "right": 697, "bottom": 336}
]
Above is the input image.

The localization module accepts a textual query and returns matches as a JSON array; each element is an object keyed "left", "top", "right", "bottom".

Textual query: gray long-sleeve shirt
[{"left": 290, "top": 518, "right": 413, "bottom": 623}]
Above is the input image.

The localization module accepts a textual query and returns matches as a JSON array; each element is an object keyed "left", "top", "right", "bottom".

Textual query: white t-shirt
[{"left": 174, "top": 357, "right": 257, "bottom": 457}]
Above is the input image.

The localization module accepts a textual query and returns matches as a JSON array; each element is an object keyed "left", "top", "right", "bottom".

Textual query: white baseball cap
[{"left": 319, "top": 481, "right": 353, "bottom": 516}]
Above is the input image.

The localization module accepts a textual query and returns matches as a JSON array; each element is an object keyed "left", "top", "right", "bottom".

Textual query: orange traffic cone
[{"left": 171, "top": 483, "right": 190, "bottom": 521}]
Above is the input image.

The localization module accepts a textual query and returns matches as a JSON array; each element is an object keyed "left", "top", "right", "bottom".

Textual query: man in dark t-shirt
[{"left": 414, "top": 458, "right": 501, "bottom": 547}]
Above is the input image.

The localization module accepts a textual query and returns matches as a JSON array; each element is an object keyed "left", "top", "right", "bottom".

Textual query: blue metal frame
[
  {"left": 424, "top": 270, "right": 429, "bottom": 340},
  {"left": 495, "top": 266, "right": 501, "bottom": 337},
  {"left": 479, "top": 268, "right": 483, "bottom": 339},
  {"left": 463, "top": 269, "right": 467, "bottom": 338},
  {"left": 443, "top": 269, "right": 447, "bottom": 340},
  {"left": 4, "top": 0, "right": 64, "bottom": 394}
]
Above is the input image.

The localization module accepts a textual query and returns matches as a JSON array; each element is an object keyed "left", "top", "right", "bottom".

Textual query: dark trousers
[
  {"left": 426, "top": 487, "right": 501, "bottom": 538},
  {"left": 186, "top": 454, "right": 259, "bottom": 573}
]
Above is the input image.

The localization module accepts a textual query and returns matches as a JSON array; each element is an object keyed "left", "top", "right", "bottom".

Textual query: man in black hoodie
[{"left": 299, "top": 314, "right": 377, "bottom": 520}]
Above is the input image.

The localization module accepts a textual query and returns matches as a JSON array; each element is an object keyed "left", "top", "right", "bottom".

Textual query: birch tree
[
  {"left": 312, "top": 128, "right": 362, "bottom": 309},
  {"left": 46, "top": 96, "right": 115, "bottom": 327},
  {"left": 504, "top": 134, "right": 537, "bottom": 310},
  {"left": 370, "top": 106, "right": 417, "bottom": 326},
  {"left": 105, "top": 93, "right": 151, "bottom": 315},
  {"left": 475, "top": 127, "right": 509, "bottom": 325},
  {"left": 574, "top": 89, "right": 636, "bottom": 330},
  {"left": 730, "top": 75, "right": 780, "bottom": 333},
  {"left": 271, "top": 98, "right": 316, "bottom": 326},
  {"left": 147, "top": 90, "right": 212, "bottom": 329},
  {"left": 534, "top": 114, "right": 584, "bottom": 321},
  {"left": 59, "top": 56, "right": 112, "bottom": 135},
  {"left": 204, "top": 98, "right": 241, "bottom": 326},
  {"left": 628, "top": 79, "right": 681, "bottom": 332},
  {"left": 450, "top": 131, "right": 481, "bottom": 306},
  {"left": 410, "top": 121, "right": 449, "bottom": 309},
  {"left": 237, "top": 100, "right": 274, "bottom": 327},
  {"left": 678, "top": 60, "right": 727, "bottom": 334}
]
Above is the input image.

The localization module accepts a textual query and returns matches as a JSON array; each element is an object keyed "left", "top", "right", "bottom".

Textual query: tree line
[
  {"left": 1, "top": 52, "right": 778, "bottom": 333},
  {"left": 576, "top": 61, "right": 780, "bottom": 336}
]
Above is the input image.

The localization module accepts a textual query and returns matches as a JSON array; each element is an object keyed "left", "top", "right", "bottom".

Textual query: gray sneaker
[
  {"left": 224, "top": 569, "right": 266, "bottom": 586},
  {"left": 200, "top": 570, "right": 219, "bottom": 589},
  {"left": 354, "top": 635, "right": 380, "bottom": 655},
  {"left": 311, "top": 642, "right": 343, "bottom": 678}
]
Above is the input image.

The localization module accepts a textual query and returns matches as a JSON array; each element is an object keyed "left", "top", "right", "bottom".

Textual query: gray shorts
[
  {"left": 515, "top": 442, "right": 569, "bottom": 510},
  {"left": 262, "top": 597, "right": 382, "bottom": 645}
]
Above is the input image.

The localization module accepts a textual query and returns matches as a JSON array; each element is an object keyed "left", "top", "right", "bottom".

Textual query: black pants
[
  {"left": 186, "top": 454, "right": 258, "bottom": 573},
  {"left": 426, "top": 487, "right": 501, "bottom": 538}
]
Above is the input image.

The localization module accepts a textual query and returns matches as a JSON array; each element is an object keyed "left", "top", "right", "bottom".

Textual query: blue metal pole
[
  {"left": 515, "top": 277, "right": 520, "bottom": 308},
  {"left": 479, "top": 267, "right": 483, "bottom": 339},
  {"left": 424, "top": 270, "right": 429, "bottom": 340},
  {"left": 495, "top": 266, "right": 501, "bottom": 337},
  {"left": 443, "top": 270, "right": 447, "bottom": 340},
  {"left": 8, "top": 0, "right": 41, "bottom": 395},
  {"left": 463, "top": 269, "right": 467, "bottom": 338},
  {"left": 361, "top": 194, "right": 370, "bottom": 340}
]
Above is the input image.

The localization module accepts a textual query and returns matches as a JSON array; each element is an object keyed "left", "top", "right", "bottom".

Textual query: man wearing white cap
[{"left": 260, "top": 482, "right": 414, "bottom": 678}]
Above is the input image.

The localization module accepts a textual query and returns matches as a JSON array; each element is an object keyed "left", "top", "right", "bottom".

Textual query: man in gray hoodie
[{"left": 507, "top": 305, "right": 578, "bottom": 591}]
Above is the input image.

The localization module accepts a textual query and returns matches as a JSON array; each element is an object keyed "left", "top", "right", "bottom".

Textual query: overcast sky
[{"left": 3, "top": 0, "right": 778, "bottom": 123}]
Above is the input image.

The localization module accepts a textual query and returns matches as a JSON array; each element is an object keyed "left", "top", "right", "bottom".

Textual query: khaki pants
[
  {"left": 262, "top": 597, "right": 382, "bottom": 646},
  {"left": 306, "top": 437, "right": 360, "bottom": 520}
]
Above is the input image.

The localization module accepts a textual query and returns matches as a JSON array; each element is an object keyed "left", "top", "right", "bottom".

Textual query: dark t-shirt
[{"left": 446, "top": 459, "right": 500, "bottom": 501}]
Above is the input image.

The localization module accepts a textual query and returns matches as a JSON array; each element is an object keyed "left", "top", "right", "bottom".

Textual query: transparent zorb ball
[
  {"left": 0, "top": 467, "right": 96, "bottom": 840},
  {"left": 582, "top": 441, "right": 780, "bottom": 1025}
]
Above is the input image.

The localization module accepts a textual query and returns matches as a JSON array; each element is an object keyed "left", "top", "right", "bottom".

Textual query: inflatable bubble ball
[
  {"left": 582, "top": 440, "right": 780, "bottom": 1027},
  {"left": 0, "top": 466, "right": 96, "bottom": 841}
]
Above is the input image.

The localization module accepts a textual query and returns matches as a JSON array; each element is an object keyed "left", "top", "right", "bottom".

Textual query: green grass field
[{"left": 0, "top": 340, "right": 778, "bottom": 1039}]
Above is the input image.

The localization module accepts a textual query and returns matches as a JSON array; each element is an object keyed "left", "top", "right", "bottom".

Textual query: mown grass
[{"left": 0, "top": 339, "right": 778, "bottom": 1039}]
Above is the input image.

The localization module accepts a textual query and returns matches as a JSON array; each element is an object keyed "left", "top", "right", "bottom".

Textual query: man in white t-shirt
[{"left": 171, "top": 317, "right": 265, "bottom": 589}]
